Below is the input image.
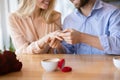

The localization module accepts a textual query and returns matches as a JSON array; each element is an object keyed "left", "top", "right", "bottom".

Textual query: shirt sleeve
[
  {"left": 61, "top": 41, "right": 75, "bottom": 54},
  {"left": 99, "top": 9, "right": 120, "bottom": 55}
]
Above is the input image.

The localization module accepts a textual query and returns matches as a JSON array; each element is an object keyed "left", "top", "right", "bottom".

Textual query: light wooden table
[{"left": 0, "top": 54, "right": 120, "bottom": 80}]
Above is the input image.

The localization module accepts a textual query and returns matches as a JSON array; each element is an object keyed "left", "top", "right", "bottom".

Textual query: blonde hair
[{"left": 16, "top": 0, "right": 56, "bottom": 23}]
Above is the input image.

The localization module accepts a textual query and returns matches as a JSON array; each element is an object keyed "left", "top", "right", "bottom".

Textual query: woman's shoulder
[
  {"left": 9, "top": 13, "right": 23, "bottom": 24},
  {"left": 9, "top": 12, "right": 20, "bottom": 25},
  {"left": 9, "top": 12, "right": 27, "bottom": 21},
  {"left": 9, "top": 12, "right": 19, "bottom": 20}
]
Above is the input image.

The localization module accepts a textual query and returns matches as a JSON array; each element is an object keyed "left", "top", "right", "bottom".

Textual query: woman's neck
[{"left": 32, "top": 6, "right": 41, "bottom": 19}]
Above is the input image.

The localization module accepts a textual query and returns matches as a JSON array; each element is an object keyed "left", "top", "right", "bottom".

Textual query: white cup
[
  {"left": 113, "top": 57, "right": 120, "bottom": 70},
  {"left": 41, "top": 58, "right": 60, "bottom": 72}
]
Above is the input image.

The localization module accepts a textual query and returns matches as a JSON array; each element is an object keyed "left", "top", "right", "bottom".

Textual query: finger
[
  {"left": 49, "top": 38, "right": 56, "bottom": 47},
  {"left": 51, "top": 40, "right": 59, "bottom": 48},
  {"left": 44, "top": 36, "right": 51, "bottom": 43},
  {"left": 62, "top": 28, "right": 72, "bottom": 33},
  {"left": 59, "top": 32, "right": 71, "bottom": 38},
  {"left": 54, "top": 40, "right": 61, "bottom": 48},
  {"left": 62, "top": 29, "right": 70, "bottom": 33},
  {"left": 54, "top": 30, "right": 62, "bottom": 35},
  {"left": 51, "top": 41, "right": 58, "bottom": 48},
  {"left": 55, "top": 36, "right": 63, "bottom": 41},
  {"left": 49, "top": 35, "right": 63, "bottom": 41},
  {"left": 62, "top": 36, "right": 72, "bottom": 41}
]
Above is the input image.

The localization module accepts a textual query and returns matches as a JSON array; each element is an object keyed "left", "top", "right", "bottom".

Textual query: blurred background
[{"left": 0, "top": 0, "right": 120, "bottom": 51}]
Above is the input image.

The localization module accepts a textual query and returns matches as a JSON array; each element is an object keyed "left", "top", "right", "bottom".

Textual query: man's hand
[{"left": 59, "top": 28, "right": 81, "bottom": 44}]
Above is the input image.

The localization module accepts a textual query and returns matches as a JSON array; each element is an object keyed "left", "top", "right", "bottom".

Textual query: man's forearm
[{"left": 80, "top": 33, "right": 104, "bottom": 50}]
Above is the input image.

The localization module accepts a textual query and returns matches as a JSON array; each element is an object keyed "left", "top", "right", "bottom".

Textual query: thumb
[{"left": 62, "top": 28, "right": 72, "bottom": 33}]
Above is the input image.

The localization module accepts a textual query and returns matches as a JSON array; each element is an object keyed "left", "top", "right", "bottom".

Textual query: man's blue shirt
[{"left": 62, "top": 0, "right": 120, "bottom": 55}]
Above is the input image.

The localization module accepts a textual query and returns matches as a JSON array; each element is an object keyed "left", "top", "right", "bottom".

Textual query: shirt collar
[
  {"left": 75, "top": 0, "right": 104, "bottom": 15},
  {"left": 92, "top": 0, "right": 103, "bottom": 10}
]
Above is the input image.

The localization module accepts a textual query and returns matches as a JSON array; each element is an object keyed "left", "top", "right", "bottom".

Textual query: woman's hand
[
  {"left": 37, "top": 31, "right": 63, "bottom": 49},
  {"left": 41, "top": 31, "right": 66, "bottom": 53},
  {"left": 45, "top": 30, "right": 63, "bottom": 49},
  {"left": 49, "top": 37, "right": 62, "bottom": 48}
]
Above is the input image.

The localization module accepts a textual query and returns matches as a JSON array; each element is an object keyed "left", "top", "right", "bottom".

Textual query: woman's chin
[{"left": 41, "top": 6, "right": 48, "bottom": 10}]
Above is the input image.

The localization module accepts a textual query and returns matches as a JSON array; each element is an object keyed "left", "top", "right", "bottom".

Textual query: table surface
[{"left": 0, "top": 54, "right": 120, "bottom": 80}]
